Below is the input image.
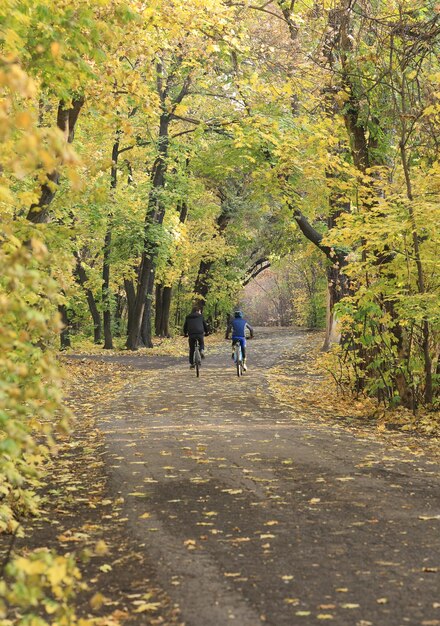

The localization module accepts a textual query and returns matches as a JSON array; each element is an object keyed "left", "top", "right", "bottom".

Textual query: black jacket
[{"left": 183, "top": 312, "right": 208, "bottom": 337}]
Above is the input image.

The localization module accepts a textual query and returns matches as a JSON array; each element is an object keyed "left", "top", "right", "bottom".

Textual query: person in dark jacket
[
  {"left": 183, "top": 306, "right": 208, "bottom": 368},
  {"left": 226, "top": 310, "right": 254, "bottom": 371}
]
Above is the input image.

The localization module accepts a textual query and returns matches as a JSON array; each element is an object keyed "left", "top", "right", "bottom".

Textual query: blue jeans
[{"left": 232, "top": 337, "right": 246, "bottom": 359}]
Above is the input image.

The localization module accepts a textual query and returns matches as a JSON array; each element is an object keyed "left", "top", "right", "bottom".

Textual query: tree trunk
[
  {"left": 140, "top": 268, "right": 155, "bottom": 348},
  {"left": 194, "top": 260, "right": 213, "bottom": 310},
  {"left": 114, "top": 289, "right": 124, "bottom": 337},
  {"left": 174, "top": 277, "right": 183, "bottom": 330},
  {"left": 74, "top": 254, "right": 102, "bottom": 343},
  {"left": 154, "top": 283, "right": 172, "bottom": 337},
  {"left": 102, "top": 135, "right": 120, "bottom": 350},
  {"left": 155, "top": 283, "right": 163, "bottom": 336},
  {"left": 27, "top": 98, "right": 84, "bottom": 223},
  {"left": 126, "top": 113, "right": 170, "bottom": 350},
  {"left": 124, "top": 278, "right": 136, "bottom": 339},
  {"left": 126, "top": 61, "right": 191, "bottom": 350},
  {"left": 161, "top": 286, "right": 172, "bottom": 337},
  {"left": 102, "top": 224, "right": 113, "bottom": 349},
  {"left": 322, "top": 265, "right": 346, "bottom": 351},
  {"left": 59, "top": 304, "right": 71, "bottom": 350},
  {"left": 154, "top": 201, "right": 187, "bottom": 335}
]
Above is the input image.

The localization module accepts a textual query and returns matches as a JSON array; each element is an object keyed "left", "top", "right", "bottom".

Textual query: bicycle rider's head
[
  {"left": 234, "top": 310, "right": 243, "bottom": 318},
  {"left": 192, "top": 305, "right": 201, "bottom": 314}
]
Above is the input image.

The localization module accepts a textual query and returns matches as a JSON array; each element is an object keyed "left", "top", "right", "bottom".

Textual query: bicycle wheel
[
  {"left": 235, "top": 345, "right": 242, "bottom": 377},
  {"left": 194, "top": 346, "right": 201, "bottom": 378}
]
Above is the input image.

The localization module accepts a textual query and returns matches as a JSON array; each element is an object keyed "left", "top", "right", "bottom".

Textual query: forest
[{"left": 1, "top": 0, "right": 439, "bottom": 623}]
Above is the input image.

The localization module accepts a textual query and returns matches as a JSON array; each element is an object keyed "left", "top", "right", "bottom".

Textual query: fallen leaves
[
  {"left": 94, "top": 540, "right": 109, "bottom": 556},
  {"left": 267, "top": 333, "right": 440, "bottom": 444},
  {"left": 99, "top": 563, "right": 112, "bottom": 573},
  {"left": 296, "top": 610, "right": 311, "bottom": 617},
  {"left": 51, "top": 332, "right": 439, "bottom": 626},
  {"left": 132, "top": 601, "right": 161, "bottom": 613},
  {"left": 90, "top": 592, "right": 107, "bottom": 610}
]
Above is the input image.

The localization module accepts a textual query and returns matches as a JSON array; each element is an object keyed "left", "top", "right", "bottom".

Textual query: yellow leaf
[
  {"left": 99, "top": 563, "right": 112, "bottom": 573},
  {"left": 90, "top": 592, "right": 105, "bottom": 610},
  {"left": 47, "top": 560, "right": 67, "bottom": 586},
  {"left": 133, "top": 602, "right": 161, "bottom": 613},
  {"left": 95, "top": 540, "right": 109, "bottom": 556},
  {"left": 51, "top": 42, "right": 61, "bottom": 57}
]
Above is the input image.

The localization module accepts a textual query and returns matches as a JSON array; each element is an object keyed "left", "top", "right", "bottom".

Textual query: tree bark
[
  {"left": 102, "top": 221, "right": 113, "bottom": 349},
  {"left": 194, "top": 259, "right": 214, "bottom": 310},
  {"left": 140, "top": 268, "right": 156, "bottom": 348},
  {"left": 59, "top": 304, "right": 71, "bottom": 350},
  {"left": 126, "top": 60, "right": 192, "bottom": 350},
  {"left": 27, "top": 98, "right": 84, "bottom": 223},
  {"left": 126, "top": 113, "right": 170, "bottom": 350},
  {"left": 102, "top": 135, "right": 120, "bottom": 350},
  {"left": 155, "top": 283, "right": 164, "bottom": 336},
  {"left": 124, "top": 278, "right": 136, "bottom": 339},
  {"left": 160, "top": 286, "right": 172, "bottom": 337},
  {"left": 74, "top": 253, "right": 102, "bottom": 343}
]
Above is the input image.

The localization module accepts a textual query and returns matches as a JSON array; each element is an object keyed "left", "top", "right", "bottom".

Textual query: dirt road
[{"left": 91, "top": 328, "right": 440, "bottom": 626}]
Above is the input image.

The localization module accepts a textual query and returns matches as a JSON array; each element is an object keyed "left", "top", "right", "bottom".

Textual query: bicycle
[
  {"left": 232, "top": 339, "right": 244, "bottom": 377},
  {"left": 193, "top": 338, "right": 202, "bottom": 378}
]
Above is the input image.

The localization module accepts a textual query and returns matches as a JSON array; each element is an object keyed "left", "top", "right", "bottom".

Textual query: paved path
[{"left": 95, "top": 328, "right": 440, "bottom": 626}]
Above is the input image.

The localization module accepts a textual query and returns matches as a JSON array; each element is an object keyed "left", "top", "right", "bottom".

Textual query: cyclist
[
  {"left": 226, "top": 310, "right": 254, "bottom": 371},
  {"left": 183, "top": 305, "right": 208, "bottom": 369}
]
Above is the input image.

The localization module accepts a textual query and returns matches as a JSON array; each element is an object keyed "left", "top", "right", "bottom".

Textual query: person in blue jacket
[{"left": 226, "top": 310, "right": 254, "bottom": 371}]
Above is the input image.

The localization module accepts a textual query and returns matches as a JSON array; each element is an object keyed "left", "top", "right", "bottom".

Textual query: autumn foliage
[{"left": 0, "top": 0, "right": 439, "bottom": 621}]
